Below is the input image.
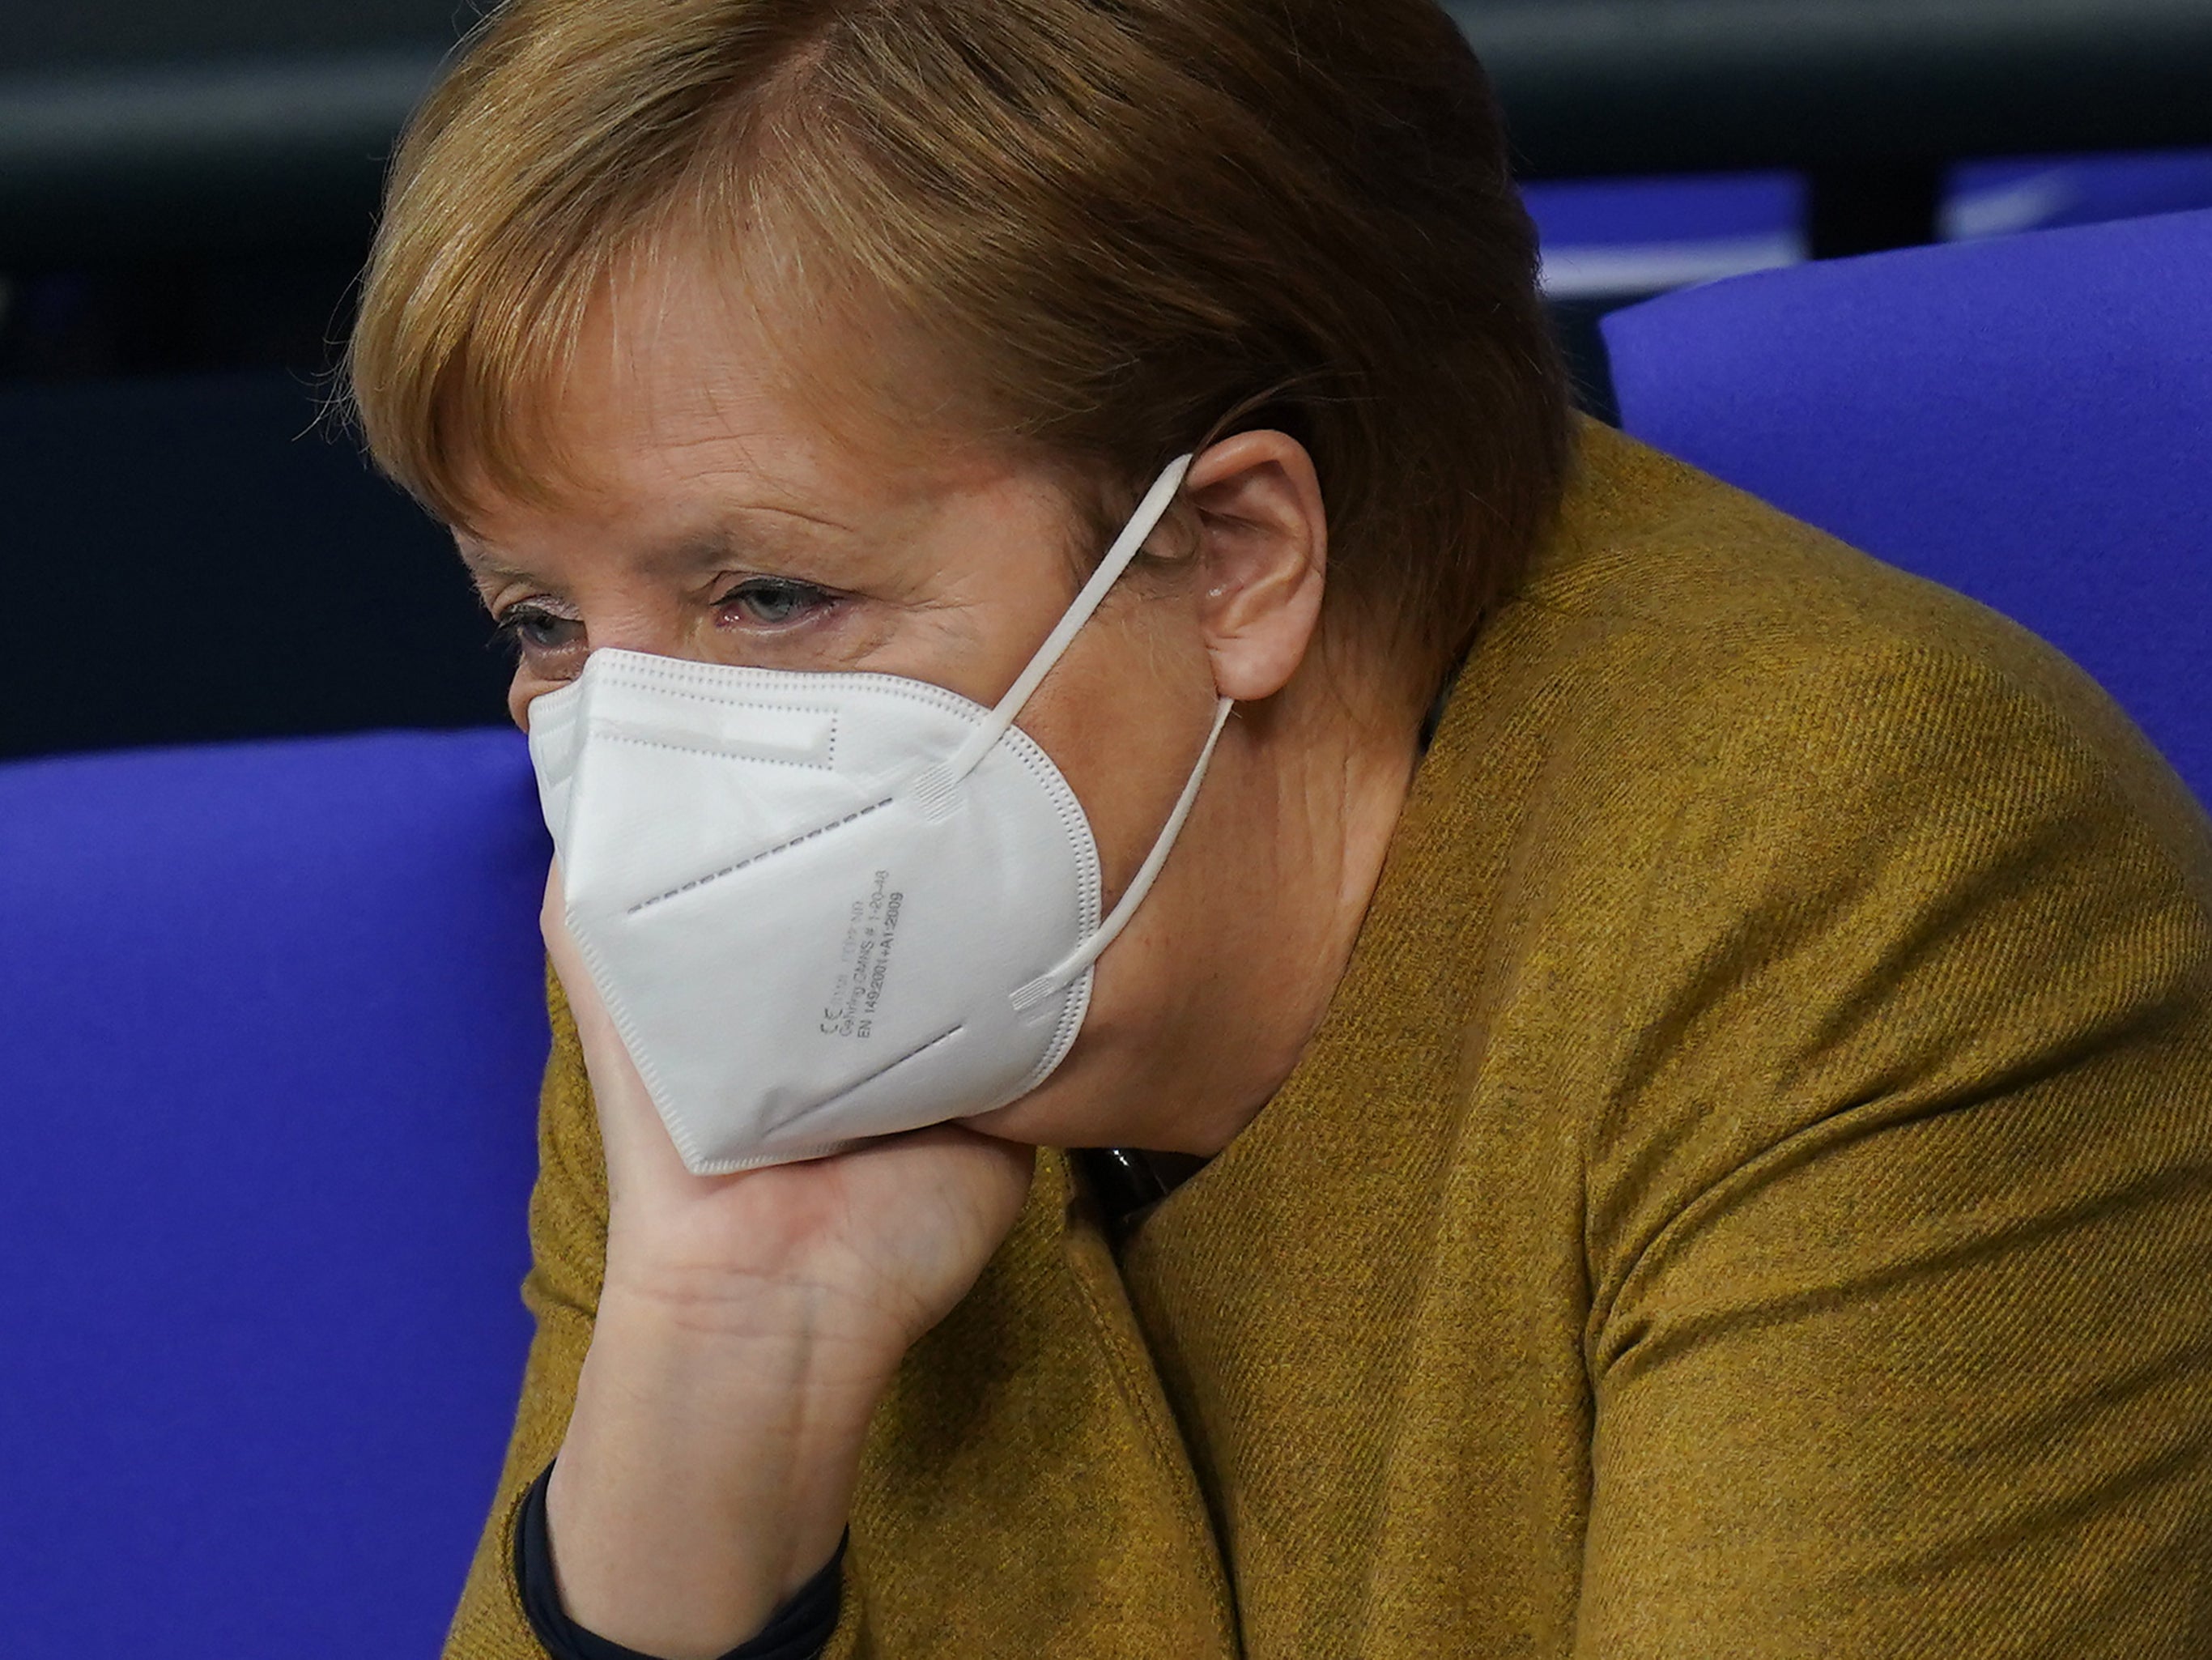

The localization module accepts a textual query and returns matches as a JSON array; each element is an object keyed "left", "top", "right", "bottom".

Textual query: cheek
[{"left": 1023, "top": 613, "right": 1217, "bottom": 893}]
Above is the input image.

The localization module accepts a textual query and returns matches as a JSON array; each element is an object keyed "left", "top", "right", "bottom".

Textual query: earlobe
[{"left": 1183, "top": 431, "right": 1329, "bottom": 704}]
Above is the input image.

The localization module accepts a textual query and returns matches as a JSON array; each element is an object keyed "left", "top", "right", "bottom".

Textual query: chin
[
  {"left": 954, "top": 1094, "right": 1076, "bottom": 1147},
  {"left": 955, "top": 1025, "right": 1176, "bottom": 1150},
  {"left": 955, "top": 1067, "right": 1135, "bottom": 1148}
]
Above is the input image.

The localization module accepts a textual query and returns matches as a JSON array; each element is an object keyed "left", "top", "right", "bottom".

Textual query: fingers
[
  {"left": 542, "top": 859, "right": 696, "bottom": 1201},
  {"left": 541, "top": 858, "right": 566, "bottom": 936}
]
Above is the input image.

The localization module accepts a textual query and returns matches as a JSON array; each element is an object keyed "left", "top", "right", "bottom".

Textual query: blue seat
[
  {"left": 0, "top": 730, "right": 551, "bottom": 1658},
  {"left": 1603, "top": 206, "right": 2212, "bottom": 809},
  {"left": 1947, "top": 149, "right": 2212, "bottom": 241},
  {"left": 1525, "top": 171, "right": 1806, "bottom": 301}
]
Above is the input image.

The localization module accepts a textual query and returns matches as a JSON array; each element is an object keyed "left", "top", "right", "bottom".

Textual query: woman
[{"left": 348, "top": 1, "right": 2212, "bottom": 1656}]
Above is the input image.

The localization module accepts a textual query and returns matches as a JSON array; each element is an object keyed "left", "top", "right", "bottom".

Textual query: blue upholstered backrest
[
  {"left": 1602, "top": 206, "right": 2212, "bottom": 809},
  {"left": 0, "top": 730, "right": 551, "bottom": 1658}
]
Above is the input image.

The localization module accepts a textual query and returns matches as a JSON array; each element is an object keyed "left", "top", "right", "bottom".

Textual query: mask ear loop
[
  {"left": 932, "top": 454, "right": 1197, "bottom": 790},
  {"left": 1010, "top": 693, "right": 1233, "bottom": 1014},
  {"left": 901, "top": 450, "right": 1231, "bottom": 1012}
]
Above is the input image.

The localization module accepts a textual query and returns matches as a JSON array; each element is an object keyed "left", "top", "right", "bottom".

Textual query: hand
[
  {"left": 538, "top": 862, "right": 1035, "bottom": 1658},
  {"left": 541, "top": 861, "right": 1036, "bottom": 1364}
]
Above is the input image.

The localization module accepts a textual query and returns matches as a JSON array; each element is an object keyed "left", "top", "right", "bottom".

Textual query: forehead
[
  {"left": 462, "top": 245, "right": 968, "bottom": 534},
  {"left": 451, "top": 246, "right": 1097, "bottom": 590},
  {"left": 445, "top": 255, "right": 902, "bottom": 539},
  {"left": 568, "top": 255, "right": 846, "bottom": 480}
]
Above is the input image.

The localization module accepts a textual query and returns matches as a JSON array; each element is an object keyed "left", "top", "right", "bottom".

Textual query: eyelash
[
  {"left": 717, "top": 576, "right": 839, "bottom": 630},
  {"left": 487, "top": 578, "right": 840, "bottom": 658},
  {"left": 487, "top": 605, "right": 578, "bottom": 658}
]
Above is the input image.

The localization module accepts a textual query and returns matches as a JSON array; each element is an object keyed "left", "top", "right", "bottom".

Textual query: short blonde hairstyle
[{"left": 349, "top": 0, "right": 1572, "bottom": 697}]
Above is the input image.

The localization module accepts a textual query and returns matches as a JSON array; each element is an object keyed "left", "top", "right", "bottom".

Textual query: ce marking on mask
[{"left": 822, "top": 870, "right": 905, "bottom": 1040}]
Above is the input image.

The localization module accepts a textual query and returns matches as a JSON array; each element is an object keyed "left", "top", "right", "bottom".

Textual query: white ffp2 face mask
[{"left": 529, "top": 456, "right": 1231, "bottom": 1174}]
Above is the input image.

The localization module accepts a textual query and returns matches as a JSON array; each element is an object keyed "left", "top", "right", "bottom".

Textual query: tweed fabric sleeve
[{"left": 1572, "top": 641, "right": 2212, "bottom": 1658}]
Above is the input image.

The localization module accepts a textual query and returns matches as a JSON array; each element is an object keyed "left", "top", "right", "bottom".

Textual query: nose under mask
[{"left": 528, "top": 455, "right": 1232, "bottom": 1174}]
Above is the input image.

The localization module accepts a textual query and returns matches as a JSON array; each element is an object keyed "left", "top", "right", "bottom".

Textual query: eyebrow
[
  {"left": 456, "top": 506, "right": 862, "bottom": 593},
  {"left": 455, "top": 545, "right": 538, "bottom": 587}
]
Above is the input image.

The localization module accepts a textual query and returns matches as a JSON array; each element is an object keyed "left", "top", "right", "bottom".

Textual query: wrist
[
  {"left": 547, "top": 1286, "right": 883, "bottom": 1649},
  {"left": 590, "top": 1269, "right": 902, "bottom": 1421},
  {"left": 602, "top": 1203, "right": 929, "bottom": 1381}
]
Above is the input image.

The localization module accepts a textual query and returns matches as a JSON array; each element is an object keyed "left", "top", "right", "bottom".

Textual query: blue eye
[{"left": 719, "top": 578, "right": 833, "bottom": 629}]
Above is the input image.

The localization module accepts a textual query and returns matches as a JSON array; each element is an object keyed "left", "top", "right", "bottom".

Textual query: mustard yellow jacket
[{"left": 449, "top": 427, "right": 2212, "bottom": 1658}]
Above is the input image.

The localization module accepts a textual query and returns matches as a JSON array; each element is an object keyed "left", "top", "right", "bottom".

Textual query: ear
[{"left": 1181, "top": 431, "right": 1328, "bottom": 704}]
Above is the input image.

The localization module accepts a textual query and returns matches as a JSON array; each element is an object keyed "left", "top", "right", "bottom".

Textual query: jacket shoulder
[{"left": 1492, "top": 421, "right": 2211, "bottom": 892}]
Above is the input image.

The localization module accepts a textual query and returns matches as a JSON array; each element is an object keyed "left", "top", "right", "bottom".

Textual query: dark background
[{"left": 6, "top": 0, "right": 2211, "bottom": 760}]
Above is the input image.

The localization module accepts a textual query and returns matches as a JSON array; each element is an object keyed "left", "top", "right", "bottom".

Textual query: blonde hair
[{"left": 348, "top": 0, "right": 1572, "bottom": 697}]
